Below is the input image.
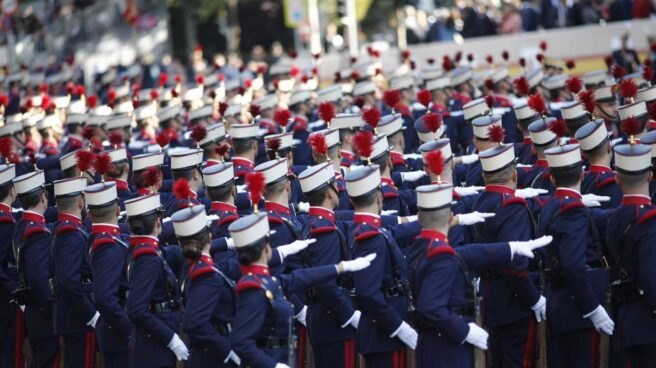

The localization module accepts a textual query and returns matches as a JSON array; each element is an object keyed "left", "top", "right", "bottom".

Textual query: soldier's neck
[
  {"left": 61, "top": 209, "right": 82, "bottom": 219},
  {"left": 588, "top": 154, "right": 611, "bottom": 168},
  {"left": 621, "top": 184, "right": 650, "bottom": 197}
]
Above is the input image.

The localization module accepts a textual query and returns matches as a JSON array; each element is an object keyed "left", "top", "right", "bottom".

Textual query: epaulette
[
  {"left": 383, "top": 191, "right": 400, "bottom": 199},
  {"left": 190, "top": 264, "right": 215, "bottom": 282},
  {"left": 267, "top": 215, "right": 284, "bottom": 224},
  {"left": 55, "top": 223, "right": 79, "bottom": 236},
  {"left": 427, "top": 245, "right": 456, "bottom": 259},
  {"left": 502, "top": 197, "right": 527, "bottom": 208},
  {"left": 132, "top": 245, "right": 157, "bottom": 260},
  {"left": 23, "top": 223, "right": 48, "bottom": 240},
  {"left": 560, "top": 201, "right": 586, "bottom": 215},
  {"left": 355, "top": 230, "right": 381, "bottom": 242},
  {"left": 637, "top": 209, "right": 656, "bottom": 225},
  {"left": 0, "top": 212, "right": 14, "bottom": 223},
  {"left": 91, "top": 234, "right": 116, "bottom": 252},
  {"left": 310, "top": 223, "right": 337, "bottom": 235},
  {"left": 236, "top": 276, "right": 263, "bottom": 294},
  {"left": 597, "top": 176, "right": 616, "bottom": 188},
  {"left": 219, "top": 215, "right": 239, "bottom": 225}
]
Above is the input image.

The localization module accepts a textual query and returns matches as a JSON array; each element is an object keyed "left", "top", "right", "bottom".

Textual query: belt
[
  {"left": 151, "top": 299, "right": 182, "bottom": 313},
  {"left": 257, "top": 337, "right": 290, "bottom": 349}
]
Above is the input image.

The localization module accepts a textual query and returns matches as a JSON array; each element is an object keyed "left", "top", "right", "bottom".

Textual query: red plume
[
  {"left": 455, "top": 51, "right": 463, "bottom": 62},
  {"left": 289, "top": 50, "right": 298, "bottom": 59},
  {"left": 87, "top": 95, "right": 98, "bottom": 109},
  {"left": 467, "top": 53, "right": 474, "bottom": 62},
  {"left": 65, "top": 82, "right": 75, "bottom": 95},
  {"left": 528, "top": 92, "right": 547, "bottom": 116},
  {"left": 612, "top": 65, "right": 626, "bottom": 80},
  {"left": 353, "top": 130, "right": 374, "bottom": 159},
  {"left": 173, "top": 178, "right": 192, "bottom": 201},
  {"left": 75, "top": 85, "right": 85, "bottom": 97},
  {"left": 82, "top": 126, "right": 95, "bottom": 140},
  {"left": 442, "top": 57, "right": 453, "bottom": 72},
  {"left": 539, "top": 41, "right": 547, "bottom": 51},
  {"left": 383, "top": 90, "right": 401, "bottom": 109},
  {"left": 424, "top": 150, "right": 444, "bottom": 177},
  {"left": 214, "top": 143, "right": 230, "bottom": 157},
  {"left": 0, "top": 137, "right": 12, "bottom": 158},
  {"left": 0, "top": 94, "right": 8, "bottom": 107},
  {"left": 245, "top": 172, "right": 266, "bottom": 205},
  {"left": 514, "top": 76, "right": 530, "bottom": 96},
  {"left": 318, "top": 102, "right": 336, "bottom": 124},
  {"left": 27, "top": 152, "right": 38, "bottom": 168},
  {"left": 257, "top": 65, "right": 267, "bottom": 75},
  {"left": 191, "top": 125, "right": 208, "bottom": 143},
  {"left": 158, "top": 72, "right": 168, "bottom": 87},
  {"left": 195, "top": 74, "right": 205, "bottom": 85},
  {"left": 484, "top": 79, "right": 495, "bottom": 91},
  {"left": 401, "top": 50, "right": 410, "bottom": 60},
  {"left": 143, "top": 166, "right": 162, "bottom": 187},
  {"left": 618, "top": 78, "right": 638, "bottom": 99},
  {"left": 150, "top": 89, "right": 159, "bottom": 100},
  {"left": 519, "top": 57, "right": 526, "bottom": 68},
  {"left": 300, "top": 74, "right": 310, "bottom": 84},
  {"left": 484, "top": 95, "right": 496, "bottom": 109},
  {"left": 488, "top": 125, "right": 505, "bottom": 144},
  {"left": 174, "top": 74, "right": 182, "bottom": 84},
  {"left": 354, "top": 96, "right": 365, "bottom": 109},
  {"left": 109, "top": 131, "right": 124, "bottom": 147},
  {"left": 266, "top": 137, "right": 281, "bottom": 153},
  {"left": 107, "top": 88, "right": 117, "bottom": 105},
  {"left": 350, "top": 71, "right": 360, "bottom": 81},
  {"left": 501, "top": 50, "right": 510, "bottom": 61},
  {"left": 643, "top": 66, "right": 654, "bottom": 84},
  {"left": 417, "top": 89, "right": 432, "bottom": 109},
  {"left": 156, "top": 132, "right": 170, "bottom": 148},
  {"left": 93, "top": 153, "right": 112, "bottom": 176},
  {"left": 274, "top": 109, "right": 292, "bottom": 128},
  {"left": 621, "top": 116, "right": 642, "bottom": 137},
  {"left": 566, "top": 60, "right": 576, "bottom": 70},
  {"left": 308, "top": 133, "right": 328, "bottom": 155},
  {"left": 604, "top": 56, "right": 613, "bottom": 69},
  {"left": 423, "top": 112, "right": 442, "bottom": 133},
  {"left": 39, "top": 83, "right": 48, "bottom": 94},
  {"left": 536, "top": 54, "right": 544, "bottom": 63},
  {"left": 218, "top": 102, "right": 229, "bottom": 117},
  {"left": 41, "top": 95, "right": 51, "bottom": 110},
  {"left": 578, "top": 90, "right": 596, "bottom": 115},
  {"left": 76, "top": 150, "right": 95, "bottom": 172},
  {"left": 362, "top": 107, "right": 381, "bottom": 129},
  {"left": 565, "top": 76, "right": 583, "bottom": 94},
  {"left": 485, "top": 55, "right": 494, "bottom": 65},
  {"left": 549, "top": 119, "right": 568, "bottom": 138},
  {"left": 249, "top": 104, "right": 261, "bottom": 118}
]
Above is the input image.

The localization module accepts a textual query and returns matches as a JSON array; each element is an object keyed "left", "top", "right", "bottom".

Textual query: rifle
[
  {"left": 535, "top": 259, "right": 548, "bottom": 368},
  {"left": 473, "top": 277, "right": 485, "bottom": 368}
]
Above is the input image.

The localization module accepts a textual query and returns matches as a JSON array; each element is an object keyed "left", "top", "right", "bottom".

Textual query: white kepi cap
[
  {"left": 172, "top": 205, "right": 208, "bottom": 237},
  {"left": 472, "top": 115, "right": 502, "bottom": 139},
  {"left": 229, "top": 213, "right": 270, "bottom": 248},
  {"left": 53, "top": 177, "right": 87, "bottom": 197},
  {"left": 416, "top": 183, "right": 453, "bottom": 210},
  {"left": 298, "top": 162, "right": 335, "bottom": 194},
  {"left": 345, "top": 165, "right": 381, "bottom": 198},
  {"left": 13, "top": 170, "right": 45, "bottom": 195},
  {"left": 479, "top": 144, "right": 515, "bottom": 173},
  {"left": 202, "top": 162, "right": 234, "bottom": 188},
  {"left": 614, "top": 143, "right": 652, "bottom": 174},
  {"left": 0, "top": 164, "right": 16, "bottom": 186},
  {"left": 132, "top": 152, "right": 164, "bottom": 172},
  {"left": 463, "top": 98, "right": 490, "bottom": 121},
  {"left": 545, "top": 144, "right": 582, "bottom": 168},
  {"left": 125, "top": 193, "right": 162, "bottom": 217},
  {"left": 574, "top": 120, "right": 609, "bottom": 152},
  {"left": 377, "top": 114, "right": 404, "bottom": 137},
  {"left": 170, "top": 148, "right": 203, "bottom": 170},
  {"left": 255, "top": 158, "right": 288, "bottom": 184},
  {"left": 83, "top": 182, "right": 118, "bottom": 207},
  {"left": 231, "top": 123, "right": 259, "bottom": 140},
  {"left": 331, "top": 114, "right": 363, "bottom": 130}
]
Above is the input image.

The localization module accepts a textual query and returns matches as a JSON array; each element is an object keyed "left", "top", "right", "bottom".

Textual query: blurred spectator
[
  {"left": 569, "top": 0, "right": 602, "bottom": 26},
  {"left": 612, "top": 33, "right": 641, "bottom": 73},
  {"left": 520, "top": 0, "right": 541, "bottom": 31},
  {"left": 632, "top": 0, "right": 654, "bottom": 18},
  {"left": 499, "top": 3, "right": 522, "bottom": 34},
  {"left": 608, "top": 0, "right": 634, "bottom": 21}
]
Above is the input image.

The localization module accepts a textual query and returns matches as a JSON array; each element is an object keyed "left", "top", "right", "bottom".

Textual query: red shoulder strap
[
  {"left": 597, "top": 177, "right": 617, "bottom": 188},
  {"left": 56, "top": 224, "right": 79, "bottom": 236},
  {"left": 638, "top": 209, "right": 656, "bottom": 224},
  {"left": 132, "top": 246, "right": 157, "bottom": 260},
  {"left": 91, "top": 237, "right": 116, "bottom": 252},
  {"left": 355, "top": 230, "right": 380, "bottom": 242},
  {"left": 427, "top": 245, "right": 456, "bottom": 259},
  {"left": 190, "top": 266, "right": 215, "bottom": 282},
  {"left": 236, "top": 280, "right": 262, "bottom": 294},
  {"left": 560, "top": 201, "right": 586, "bottom": 215},
  {"left": 310, "top": 226, "right": 337, "bottom": 235},
  {"left": 503, "top": 197, "right": 527, "bottom": 208},
  {"left": 23, "top": 225, "right": 47, "bottom": 240}
]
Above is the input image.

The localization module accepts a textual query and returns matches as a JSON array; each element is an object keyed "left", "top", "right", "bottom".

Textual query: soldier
[
  {"left": 199, "top": 123, "right": 227, "bottom": 166},
  {"left": 330, "top": 113, "right": 364, "bottom": 169},
  {"left": 345, "top": 165, "right": 418, "bottom": 367},
  {"left": 0, "top": 165, "right": 18, "bottom": 368},
  {"left": 229, "top": 212, "right": 375, "bottom": 368},
  {"left": 131, "top": 152, "right": 166, "bottom": 196},
  {"left": 521, "top": 118, "right": 559, "bottom": 191},
  {"left": 100, "top": 148, "right": 133, "bottom": 203},
  {"left": 164, "top": 148, "right": 204, "bottom": 216},
  {"left": 512, "top": 102, "right": 540, "bottom": 165},
  {"left": 86, "top": 182, "right": 132, "bottom": 367},
  {"left": 125, "top": 194, "right": 189, "bottom": 366},
  {"left": 465, "top": 114, "right": 504, "bottom": 187},
  {"left": 537, "top": 143, "right": 614, "bottom": 366},
  {"left": 606, "top": 139, "right": 656, "bottom": 367},
  {"left": 11, "top": 170, "right": 58, "bottom": 367},
  {"left": 229, "top": 123, "right": 259, "bottom": 185},
  {"left": 176, "top": 205, "right": 240, "bottom": 367},
  {"left": 51, "top": 177, "right": 98, "bottom": 368}
]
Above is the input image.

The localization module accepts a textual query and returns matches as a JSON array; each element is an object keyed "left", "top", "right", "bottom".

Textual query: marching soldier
[
  {"left": 230, "top": 123, "right": 259, "bottom": 185},
  {"left": 164, "top": 148, "right": 205, "bottom": 216},
  {"left": 0, "top": 165, "right": 19, "bottom": 368},
  {"left": 51, "top": 177, "right": 98, "bottom": 368}
]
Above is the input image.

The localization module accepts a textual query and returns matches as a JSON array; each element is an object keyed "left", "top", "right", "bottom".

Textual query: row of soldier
[{"left": 0, "top": 44, "right": 655, "bottom": 368}]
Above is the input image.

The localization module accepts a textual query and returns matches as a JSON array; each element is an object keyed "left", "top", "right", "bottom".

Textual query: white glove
[
  {"left": 516, "top": 163, "right": 533, "bottom": 168},
  {"left": 277, "top": 239, "right": 316, "bottom": 259},
  {"left": 531, "top": 296, "right": 547, "bottom": 323},
  {"left": 400, "top": 215, "right": 418, "bottom": 223},
  {"left": 459, "top": 153, "right": 480, "bottom": 165},
  {"left": 401, "top": 170, "right": 427, "bottom": 182},
  {"left": 296, "top": 306, "right": 307, "bottom": 326},
  {"left": 345, "top": 310, "right": 361, "bottom": 329},
  {"left": 456, "top": 212, "right": 495, "bottom": 226},
  {"left": 464, "top": 323, "right": 489, "bottom": 350},
  {"left": 86, "top": 312, "right": 100, "bottom": 329},
  {"left": 611, "top": 137, "right": 623, "bottom": 147},
  {"left": 404, "top": 153, "right": 422, "bottom": 160},
  {"left": 454, "top": 186, "right": 484, "bottom": 196},
  {"left": 508, "top": 235, "right": 553, "bottom": 259},
  {"left": 236, "top": 184, "right": 247, "bottom": 193},
  {"left": 275, "top": 364, "right": 291, "bottom": 368},
  {"left": 585, "top": 305, "right": 615, "bottom": 335},
  {"left": 297, "top": 202, "right": 310, "bottom": 213},
  {"left": 226, "top": 238, "right": 235, "bottom": 250},
  {"left": 381, "top": 209, "right": 398, "bottom": 216},
  {"left": 19, "top": 305, "right": 25, "bottom": 312},
  {"left": 339, "top": 253, "right": 376, "bottom": 273},
  {"left": 515, "top": 188, "right": 548, "bottom": 198},
  {"left": 167, "top": 333, "right": 189, "bottom": 361},
  {"left": 582, "top": 194, "right": 610, "bottom": 208},
  {"left": 224, "top": 350, "right": 241, "bottom": 365},
  {"left": 390, "top": 321, "right": 418, "bottom": 349}
]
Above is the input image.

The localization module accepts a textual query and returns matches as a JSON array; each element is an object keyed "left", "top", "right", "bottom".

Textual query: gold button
[{"left": 438, "top": 333, "right": 442, "bottom": 337}]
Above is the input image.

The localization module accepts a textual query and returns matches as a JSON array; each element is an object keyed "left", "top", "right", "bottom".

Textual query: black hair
[
  {"left": 483, "top": 164, "right": 516, "bottom": 185},
  {"left": 159, "top": 118, "right": 175, "bottom": 130},
  {"left": 17, "top": 188, "right": 44, "bottom": 210},
  {"left": 264, "top": 179, "right": 287, "bottom": 199},
  {"left": 517, "top": 116, "right": 539, "bottom": 131},
  {"left": 305, "top": 184, "right": 333, "bottom": 207},
  {"left": 172, "top": 167, "right": 198, "bottom": 182},
  {"left": 350, "top": 189, "right": 379, "bottom": 209},
  {"left": 106, "top": 161, "right": 128, "bottom": 179},
  {"left": 127, "top": 212, "right": 159, "bottom": 236},
  {"left": 617, "top": 171, "right": 650, "bottom": 188},
  {"left": 565, "top": 116, "right": 590, "bottom": 135},
  {"left": 88, "top": 202, "right": 117, "bottom": 223},
  {"left": 236, "top": 237, "right": 267, "bottom": 265},
  {"left": 370, "top": 152, "right": 390, "bottom": 172},
  {"left": 233, "top": 139, "right": 256, "bottom": 156},
  {"left": 0, "top": 182, "right": 13, "bottom": 202},
  {"left": 267, "top": 148, "right": 292, "bottom": 161},
  {"left": 55, "top": 194, "right": 82, "bottom": 213},
  {"left": 62, "top": 166, "right": 78, "bottom": 179},
  {"left": 207, "top": 184, "right": 233, "bottom": 203},
  {"left": 550, "top": 163, "right": 583, "bottom": 187},
  {"left": 338, "top": 129, "right": 354, "bottom": 142},
  {"left": 66, "top": 123, "right": 80, "bottom": 135},
  {"left": 180, "top": 229, "right": 211, "bottom": 261}
]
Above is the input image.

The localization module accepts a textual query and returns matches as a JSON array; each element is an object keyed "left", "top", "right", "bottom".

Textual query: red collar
[
  {"left": 107, "top": 178, "right": 130, "bottom": 191},
  {"left": 21, "top": 211, "right": 45, "bottom": 224},
  {"left": 205, "top": 159, "right": 221, "bottom": 167},
  {"left": 589, "top": 165, "right": 612, "bottom": 174},
  {"left": 308, "top": 207, "right": 335, "bottom": 222},
  {"left": 231, "top": 157, "right": 255, "bottom": 169},
  {"left": 129, "top": 235, "right": 159, "bottom": 248},
  {"left": 536, "top": 159, "right": 549, "bottom": 168},
  {"left": 417, "top": 229, "right": 449, "bottom": 243},
  {"left": 621, "top": 195, "right": 652, "bottom": 206},
  {"left": 353, "top": 213, "right": 382, "bottom": 227},
  {"left": 341, "top": 150, "right": 355, "bottom": 160},
  {"left": 211, "top": 201, "right": 237, "bottom": 213},
  {"left": 240, "top": 264, "right": 270, "bottom": 276},
  {"left": 265, "top": 201, "right": 291, "bottom": 215},
  {"left": 0, "top": 203, "right": 12, "bottom": 214},
  {"left": 523, "top": 137, "right": 532, "bottom": 145},
  {"left": 381, "top": 177, "right": 397, "bottom": 189},
  {"left": 554, "top": 188, "right": 582, "bottom": 200},
  {"left": 334, "top": 171, "right": 343, "bottom": 180},
  {"left": 390, "top": 151, "right": 406, "bottom": 166},
  {"left": 137, "top": 188, "right": 153, "bottom": 196},
  {"left": 199, "top": 254, "right": 214, "bottom": 266},
  {"left": 57, "top": 213, "right": 82, "bottom": 225},
  {"left": 484, "top": 185, "right": 515, "bottom": 196},
  {"left": 91, "top": 224, "right": 121, "bottom": 235}
]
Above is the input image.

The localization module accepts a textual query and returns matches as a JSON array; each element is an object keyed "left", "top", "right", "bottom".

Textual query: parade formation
[{"left": 0, "top": 36, "right": 655, "bottom": 368}]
